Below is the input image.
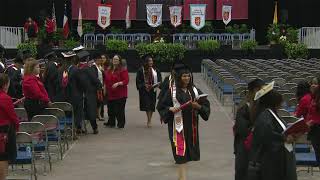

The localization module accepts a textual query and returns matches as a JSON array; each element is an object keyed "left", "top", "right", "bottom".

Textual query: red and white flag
[
  {"left": 77, "top": 7, "right": 83, "bottom": 37},
  {"left": 52, "top": 1, "right": 57, "bottom": 32},
  {"left": 125, "top": 0, "right": 131, "bottom": 29},
  {"left": 63, "top": 3, "right": 69, "bottom": 39}
]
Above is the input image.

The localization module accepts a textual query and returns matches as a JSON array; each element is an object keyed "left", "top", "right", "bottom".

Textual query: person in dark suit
[
  {"left": 43, "top": 51, "right": 60, "bottom": 102},
  {"left": 63, "top": 52, "right": 86, "bottom": 134},
  {"left": 6, "top": 54, "right": 24, "bottom": 100},
  {"left": 81, "top": 52, "right": 102, "bottom": 134}
]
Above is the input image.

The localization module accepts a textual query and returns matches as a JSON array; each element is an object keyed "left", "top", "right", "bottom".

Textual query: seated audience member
[{"left": 23, "top": 59, "right": 51, "bottom": 121}]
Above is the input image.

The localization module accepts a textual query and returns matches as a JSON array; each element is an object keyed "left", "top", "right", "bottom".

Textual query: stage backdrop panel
[
  {"left": 216, "top": 0, "right": 248, "bottom": 20},
  {"left": 72, "top": 0, "right": 137, "bottom": 20},
  {"left": 183, "top": 0, "right": 215, "bottom": 20}
]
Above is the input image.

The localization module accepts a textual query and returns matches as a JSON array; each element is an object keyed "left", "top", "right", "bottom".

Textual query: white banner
[
  {"left": 97, "top": 4, "right": 111, "bottom": 29},
  {"left": 146, "top": 4, "right": 162, "bottom": 28},
  {"left": 169, "top": 6, "right": 182, "bottom": 28},
  {"left": 222, "top": 5, "right": 232, "bottom": 25},
  {"left": 190, "top": 4, "right": 206, "bottom": 31}
]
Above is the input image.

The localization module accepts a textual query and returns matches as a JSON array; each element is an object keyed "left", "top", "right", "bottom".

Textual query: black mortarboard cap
[
  {"left": 90, "top": 51, "right": 101, "bottom": 60},
  {"left": 22, "top": 49, "right": 32, "bottom": 59},
  {"left": 76, "top": 50, "right": 90, "bottom": 61},
  {"left": 248, "top": 78, "right": 265, "bottom": 91},
  {"left": 14, "top": 53, "right": 24, "bottom": 64},
  {"left": 44, "top": 50, "right": 57, "bottom": 60}
]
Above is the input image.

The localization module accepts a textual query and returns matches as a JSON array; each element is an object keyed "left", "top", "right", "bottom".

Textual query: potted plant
[
  {"left": 52, "top": 28, "right": 64, "bottom": 47},
  {"left": 83, "top": 22, "right": 95, "bottom": 34},
  {"left": 17, "top": 42, "right": 37, "bottom": 58},
  {"left": 285, "top": 43, "right": 309, "bottom": 59},
  {"left": 267, "top": 24, "right": 281, "bottom": 45},
  {"left": 241, "top": 40, "right": 258, "bottom": 57}
]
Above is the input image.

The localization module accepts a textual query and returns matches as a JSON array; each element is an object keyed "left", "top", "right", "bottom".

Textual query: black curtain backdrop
[{"left": 1, "top": 0, "right": 319, "bottom": 44}]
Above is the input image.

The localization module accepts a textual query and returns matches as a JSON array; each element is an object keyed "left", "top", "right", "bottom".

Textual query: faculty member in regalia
[
  {"left": 136, "top": 56, "right": 162, "bottom": 127},
  {"left": 157, "top": 64, "right": 210, "bottom": 180}
]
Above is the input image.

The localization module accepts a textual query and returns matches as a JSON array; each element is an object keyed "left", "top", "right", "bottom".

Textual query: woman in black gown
[
  {"left": 136, "top": 56, "right": 162, "bottom": 127},
  {"left": 234, "top": 78, "right": 264, "bottom": 180},
  {"left": 157, "top": 65, "right": 210, "bottom": 180},
  {"left": 249, "top": 85, "right": 298, "bottom": 180}
]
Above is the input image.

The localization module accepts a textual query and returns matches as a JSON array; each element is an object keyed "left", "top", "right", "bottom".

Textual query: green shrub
[
  {"left": 110, "top": 26, "right": 124, "bottom": 34},
  {"left": 241, "top": 40, "right": 258, "bottom": 52},
  {"left": 83, "top": 22, "right": 95, "bottom": 34},
  {"left": 225, "top": 26, "right": 233, "bottom": 33},
  {"left": 52, "top": 28, "right": 64, "bottom": 41},
  {"left": 197, "top": 40, "right": 220, "bottom": 53},
  {"left": 286, "top": 27, "right": 298, "bottom": 43},
  {"left": 136, "top": 43, "right": 186, "bottom": 63},
  {"left": 64, "top": 38, "right": 80, "bottom": 49},
  {"left": 267, "top": 24, "right": 281, "bottom": 44},
  {"left": 17, "top": 42, "right": 37, "bottom": 58},
  {"left": 200, "top": 21, "right": 214, "bottom": 33},
  {"left": 106, "top": 40, "right": 128, "bottom": 53},
  {"left": 239, "top": 24, "right": 249, "bottom": 33},
  {"left": 285, "top": 43, "right": 309, "bottom": 59}
]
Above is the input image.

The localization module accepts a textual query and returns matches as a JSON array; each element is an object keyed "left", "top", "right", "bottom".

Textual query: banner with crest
[
  {"left": 190, "top": 4, "right": 206, "bottom": 31},
  {"left": 97, "top": 4, "right": 111, "bottom": 29},
  {"left": 169, "top": 6, "right": 183, "bottom": 28},
  {"left": 222, "top": 5, "right": 232, "bottom": 25},
  {"left": 146, "top": 4, "right": 162, "bottom": 27}
]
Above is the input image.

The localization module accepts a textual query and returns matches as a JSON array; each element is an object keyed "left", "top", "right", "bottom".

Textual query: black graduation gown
[
  {"left": 158, "top": 75, "right": 170, "bottom": 101},
  {"left": 44, "top": 61, "right": 59, "bottom": 102},
  {"left": 6, "top": 66, "right": 23, "bottom": 99},
  {"left": 54, "top": 68, "right": 67, "bottom": 102},
  {"left": 81, "top": 65, "right": 102, "bottom": 129},
  {"left": 157, "top": 88, "right": 210, "bottom": 164},
  {"left": 0, "top": 61, "right": 5, "bottom": 73},
  {"left": 233, "top": 104, "right": 252, "bottom": 180},
  {"left": 136, "top": 67, "right": 162, "bottom": 112},
  {"left": 251, "top": 110, "right": 297, "bottom": 180}
]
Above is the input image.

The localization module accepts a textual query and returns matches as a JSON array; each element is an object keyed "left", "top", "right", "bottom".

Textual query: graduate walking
[
  {"left": 136, "top": 56, "right": 162, "bottom": 127},
  {"left": 157, "top": 64, "right": 210, "bottom": 180}
]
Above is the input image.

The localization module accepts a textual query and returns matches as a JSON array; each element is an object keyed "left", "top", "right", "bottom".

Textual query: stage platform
[{"left": 4, "top": 45, "right": 320, "bottom": 72}]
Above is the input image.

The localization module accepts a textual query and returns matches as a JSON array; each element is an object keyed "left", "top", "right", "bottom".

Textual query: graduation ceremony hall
[{"left": 0, "top": 0, "right": 320, "bottom": 180}]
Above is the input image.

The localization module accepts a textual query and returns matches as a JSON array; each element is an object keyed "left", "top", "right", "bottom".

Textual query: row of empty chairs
[
  {"left": 9, "top": 102, "right": 74, "bottom": 180},
  {"left": 83, "top": 33, "right": 151, "bottom": 49},
  {"left": 173, "top": 30, "right": 255, "bottom": 49}
]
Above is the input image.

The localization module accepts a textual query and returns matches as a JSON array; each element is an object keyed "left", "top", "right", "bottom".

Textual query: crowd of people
[
  {"left": 233, "top": 77, "right": 320, "bottom": 180},
  {"left": 0, "top": 43, "right": 213, "bottom": 180}
]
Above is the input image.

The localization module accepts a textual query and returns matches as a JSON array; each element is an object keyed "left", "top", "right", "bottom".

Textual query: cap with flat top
[
  {"left": 61, "top": 51, "right": 76, "bottom": 58},
  {"left": 254, "top": 81, "right": 275, "bottom": 101},
  {"left": 76, "top": 50, "right": 90, "bottom": 61}
]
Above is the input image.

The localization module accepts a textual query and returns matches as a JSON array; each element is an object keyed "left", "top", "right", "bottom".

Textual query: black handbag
[{"left": 247, "top": 146, "right": 263, "bottom": 180}]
